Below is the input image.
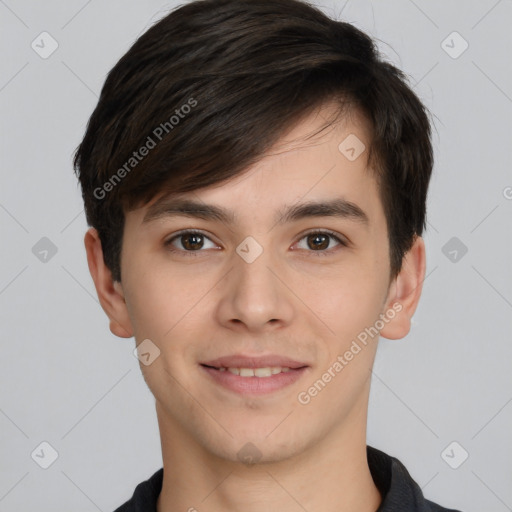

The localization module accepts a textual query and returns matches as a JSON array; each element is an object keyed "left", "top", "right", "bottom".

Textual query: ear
[
  {"left": 379, "top": 235, "right": 426, "bottom": 340},
  {"left": 84, "top": 227, "right": 133, "bottom": 339}
]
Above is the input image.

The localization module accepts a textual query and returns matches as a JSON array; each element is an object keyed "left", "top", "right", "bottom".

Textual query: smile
[
  {"left": 209, "top": 366, "right": 292, "bottom": 377},
  {"left": 200, "top": 364, "right": 308, "bottom": 395}
]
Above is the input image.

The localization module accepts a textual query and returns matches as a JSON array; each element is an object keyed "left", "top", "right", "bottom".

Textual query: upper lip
[{"left": 201, "top": 354, "right": 309, "bottom": 369}]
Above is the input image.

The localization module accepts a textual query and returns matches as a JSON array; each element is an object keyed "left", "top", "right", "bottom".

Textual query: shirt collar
[{"left": 115, "top": 445, "right": 458, "bottom": 512}]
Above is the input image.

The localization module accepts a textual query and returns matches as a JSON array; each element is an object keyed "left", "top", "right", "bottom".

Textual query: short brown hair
[{"left": 73, "top": 0, "right": 434, "bottom": 282}]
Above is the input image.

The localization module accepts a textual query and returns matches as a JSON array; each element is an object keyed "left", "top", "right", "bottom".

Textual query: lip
[
  {"left": 200, "top": 365, "right": 308, "bottom": 395},
  {"left": 201, "top": 354, "right": 308, "bottom": 369},
  {"left": 199, "top": 354, "right": 310, "bottom": 395}
]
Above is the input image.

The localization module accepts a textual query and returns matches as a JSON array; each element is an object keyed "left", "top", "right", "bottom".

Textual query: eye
[
  {"left": 295, "top": 230, "right": 347, "bottom": 255},
  {"left": 164, "top": 229, "right": 348, "bottom": 257},
  {"left": 164, "top": 230, "right": 218, "bottom": 255}
]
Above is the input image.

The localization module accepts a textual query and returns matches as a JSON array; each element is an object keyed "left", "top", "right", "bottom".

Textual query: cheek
[
  {"left": 321, "top": 278, "right": 382, "bottom": 344},
  {"left": 121, "top": 259, "right": 178, "bottom": 340},
  {"left": 308, "top": 254, "right": 388, "bottom": 350},
  {"left": 122, "top": 258, "right": 221, "bottom": 347}
]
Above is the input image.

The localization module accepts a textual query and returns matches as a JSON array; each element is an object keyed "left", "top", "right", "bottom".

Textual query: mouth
[
  {"left": 199, "top": 355, "right": 309, "bottom": 395},
  {"left": 201, "top": 364, "right": 298, "bottom": 377}
]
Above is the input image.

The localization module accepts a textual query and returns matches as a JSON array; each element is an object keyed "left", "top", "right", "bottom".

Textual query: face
[{"left": 88, "top": 102, "right": 423, "bottom": 465}]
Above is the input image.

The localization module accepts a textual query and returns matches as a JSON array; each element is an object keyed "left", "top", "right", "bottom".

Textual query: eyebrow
[{"left": 143, "top": 196, "right": 369, "bottom": 228}]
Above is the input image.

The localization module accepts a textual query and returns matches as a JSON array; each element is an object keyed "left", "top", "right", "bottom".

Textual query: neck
[{"left": 155, "top": 401, "right": 381, "bottom": 512}]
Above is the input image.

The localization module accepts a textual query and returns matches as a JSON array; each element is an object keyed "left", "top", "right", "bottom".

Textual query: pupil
[
  {"left": 184, "top": 234, "right": 202, "bottom": 250},
  {"left": 310, "top": 234, "right": 328, "bottom": 250}
]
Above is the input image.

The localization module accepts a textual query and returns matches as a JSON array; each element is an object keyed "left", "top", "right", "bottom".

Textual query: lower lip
[{"left": 200, "top": 365, "right": 308, "bottom": 395}]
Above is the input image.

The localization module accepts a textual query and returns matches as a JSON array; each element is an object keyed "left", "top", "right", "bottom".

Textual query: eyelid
[
  {"left": 293, "top": 228, "right": 349, "bottom": 254},
  {"left": 164, "top": 228, "right": 348, "bottom": 254},
  {"left": 164, "top": 228, "right": 350, "bottom": 252},
  {"left": 297, "top": 228, "right": 348, "bottom": 245},
  {"left": 164, "top": 229, "right": 219, "bottom": 250},
  {"left": 164, "top": 228, "right": 351, "bottom": 257}
]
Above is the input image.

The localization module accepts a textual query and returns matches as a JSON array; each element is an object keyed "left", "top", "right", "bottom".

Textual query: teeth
[
  {"left": 254, "top": 367, "right": 272, "bottom": 377},
  {"left": 222, "top": 366, "right": 292, "bottom": 377}
]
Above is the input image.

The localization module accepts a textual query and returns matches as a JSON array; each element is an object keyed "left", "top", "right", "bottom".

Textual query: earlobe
[
  {"left": 109, "top": 318, "right": 132, "bottom": 338},
  {"left": 379, "top": 235, "right": 426, "bottom": 340},
  {"left": 84, "top": 228, "right": 134, "bottom": 339}
]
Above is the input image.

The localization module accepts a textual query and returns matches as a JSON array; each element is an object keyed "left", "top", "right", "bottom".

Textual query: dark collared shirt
[{"left": 114, "top": 445, "right": 463, "bottom": 511}]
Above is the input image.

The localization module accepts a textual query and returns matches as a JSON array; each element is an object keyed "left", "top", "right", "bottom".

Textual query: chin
[{"left": 203, "top": 427, "right": 308, "bottom": 466}]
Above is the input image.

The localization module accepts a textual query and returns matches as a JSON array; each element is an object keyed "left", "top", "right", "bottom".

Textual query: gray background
[{"left": 1, "top": 0, "right": 511, "bottom": 510}]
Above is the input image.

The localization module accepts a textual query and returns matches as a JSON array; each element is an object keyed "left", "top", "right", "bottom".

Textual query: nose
[{"left": 215, "top": 240, "right": 295, "bottom": 332}]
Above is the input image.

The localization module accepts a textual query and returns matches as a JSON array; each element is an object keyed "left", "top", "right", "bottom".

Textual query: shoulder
[
  {"left": 367, "top": 446, "right": 464, "bottom": 512},
  {"left": 113, "top": 468, "right": 163, "bottom": 512},
  {"left": 424, "top": 498, "right": 463, "bottom": 512}
]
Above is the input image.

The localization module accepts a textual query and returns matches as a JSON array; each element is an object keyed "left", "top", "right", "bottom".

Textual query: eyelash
[{"left": 164, "top": 229, "right": 347, "bottom": 257}]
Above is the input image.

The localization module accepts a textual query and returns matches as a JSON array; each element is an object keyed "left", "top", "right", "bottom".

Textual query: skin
[{"left": 85, "top": 101, "right": 426, "bottom": 512}]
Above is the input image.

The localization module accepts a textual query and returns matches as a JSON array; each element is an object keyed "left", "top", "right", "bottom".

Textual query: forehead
[{"left": 131, "top": 101, "right": 384, "bottom": 232}]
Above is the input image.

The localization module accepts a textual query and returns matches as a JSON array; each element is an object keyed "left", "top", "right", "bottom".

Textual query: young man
[{"left": 73, "top": 0, "right": 462, "bottom": 510}]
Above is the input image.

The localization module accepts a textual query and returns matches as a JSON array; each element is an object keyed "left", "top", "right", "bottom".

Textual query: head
[{"left": 75, "top": 0, "right": 432, "bottom": 463}]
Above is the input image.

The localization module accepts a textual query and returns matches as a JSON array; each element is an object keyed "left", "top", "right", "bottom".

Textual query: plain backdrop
[{"left": 1, "top": 1, "right": 511, "bottom": 511}]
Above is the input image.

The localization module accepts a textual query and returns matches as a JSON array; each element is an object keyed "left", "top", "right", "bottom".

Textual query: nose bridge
[
  {"left": 234, "top": 234, "right": 278, "bottom": 303},
  {"left": 219, "top": 233, "right": 292, "bottom": 329}
]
